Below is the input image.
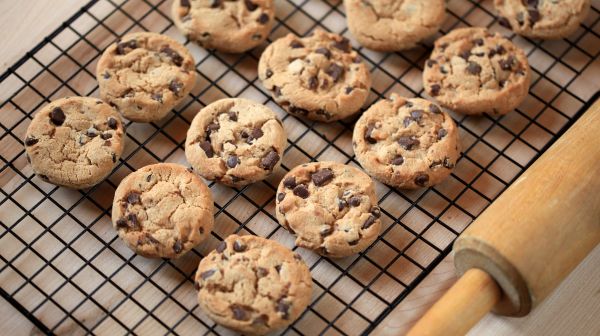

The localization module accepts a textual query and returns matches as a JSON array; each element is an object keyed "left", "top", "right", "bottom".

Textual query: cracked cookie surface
[
  {"left": 275, "top": 161, "right": 382, "bottom": 258},
  {"left": 112, "top": 163, "right": 214, "bottom": 259},
  {"left": 195, "top": 234, "right": 312, "bottom": 335},
  {"left": 353, "top": 95, "right": 459, "bottom": 189},
  {"left": 24, "top": 97, "right": 125, "bottom": 189},
  {"left": 345, "top": 0, "right": 446, "bottom": 51},
  {"left": 171, "top": 0, "right": 275, "bottom": 53},
  {"left": 97, "top": 32, "right": 196, "bottom": 123},
  {"left": 258, "top": 29, "right": 371, "bottom": 122},
  {"left": 423, "top": 27, "right": 531, "bottom": 116},
  {"left": 185, "top": 98, "right": 286, "bottom": 188},
  {"left": 495, "top": 0, "right": 591, "bottom": 39}
]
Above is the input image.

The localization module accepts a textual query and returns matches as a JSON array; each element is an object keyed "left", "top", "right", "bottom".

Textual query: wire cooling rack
[{"left": 1, "top": 0, "right": 599, "bottom": 335}]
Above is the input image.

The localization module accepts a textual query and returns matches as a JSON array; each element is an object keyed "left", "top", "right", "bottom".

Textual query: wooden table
[{"left": 1, "top": 1, "right": 598, "bottom": 335}]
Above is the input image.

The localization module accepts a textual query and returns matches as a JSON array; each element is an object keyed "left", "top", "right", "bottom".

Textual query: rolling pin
[{"left": 407, "top": 99, "right": 600, "bottom": 336}]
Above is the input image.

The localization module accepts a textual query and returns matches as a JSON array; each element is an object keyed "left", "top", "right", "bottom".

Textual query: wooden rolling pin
[{"left": 408, "top": 100, "right": 600, "bottom": 336}]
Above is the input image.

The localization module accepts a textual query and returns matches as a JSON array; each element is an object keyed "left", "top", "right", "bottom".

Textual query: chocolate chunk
[
  {"left": 256, "top": 13, "right": 269, "bottom": 24},
  {"left": 320, "top": 226, "right": 333, "bottom": 237},
  {"left": 107, "top": 117, "right": 118, "bottom": 130},
  {"left": 151, "top": 92, "right": 163, "bottom": 103},
  {"left": 277, "top": 192, "right": 285, "bottom": 202},
  {"left": 276, "top": 299, "right": 290, "bottom": 319},
  {"left": 293, "top": 184, "right": 309, "bottom": 198},
  {"left": 180, "top": 0, "right": 190, "bottom": 7},
  {"left": 200, "top": 140, "right": 214, "bottom": 157},
  {"left": 227, "top": 155, "right": 239, "bottom": 168},
  {"left": 466, "top": 61, "right": 482, "bottom": 75},
  {"left": 25, "top": 137, "right": 38, "bottom": 146},
  {"left": 325, "top": 63, "right": 344, "bottom": 82},
  {"left": 473, "top": 38, "right": 484, "bottom": 46},
  {"left": 173, "top": 240, "right": 183, "bottom": 253},
  {"left": 315, "top": 47, "right": 331, "bottom": 59},
  {"left": 206, "top": 122, "right": 220, "bottom": 134},
  {"left": 50, "top": 107, "right": 65, "bottom": 126},
  {"left": 495, "top": 45, "right": 506, "bottom": 55},
  {"left": 233, "top": 240, "right": 246, "bottom": 252},
  {"left": 232, "top": 305, "right": 249, "bottom": 321},
  {"left": 398, "top": 136, "right": 420, "bottom": 150},
  {"left": 210, "top": 0, "right": 221, "bottom": 8},
  {"left": 101, "top": 132, "right": 112, "bottom": 140},
  {"left": 332, "top": 37, "right": 351, "bottom": 52},
  {"left": 429, "top": 104, "right": 441, "bottom": 114},
  {"left": 498, "top": 16, "right": 512, "bottom": 29},
  {"left": 345, "top": 86, "right": 353, "bottom": 94},
  {"left": 348, "top": 196, "right": 361, "bottom": 207},
  {"left": 403, "top": 116, "right": 412, "bottom": 128},
  {"left": 415, "top": 174, "right": 429, "bottom": 187},
  {"left": 283, "top": 176, "right": 297, "bottom": 189},
  {"left": 160, "top": 46, "right": 183, "bottom": 66},
  {"left": 127, "top": 192, "right": 141, "bottom": 204},
  {"left": 430, "top": 84, "right": 441, "bottom": 96},
  {"left": 265, "top": 69, "right": 273, "bottom": 78},
  {"left": 311, "top": 168, "right": 334, "bottom": 186},
  {"left": 437, "top": 128, "right": 448, "bottom": 140},
  {"left": 499, "top": 56, "right": 515, "bottom": 71},
  {"left": 260, "top": 149, "right": 279, "bottom": 170},
  {"left": 290, "top": 40, "right": 304, "bottom": 48},
  {"left": 391, "top": 155, "right": 404, "bottom": 165},
  {"left": 244, "top": 0, "right": 258, "bottom": 11},
  {"left": 116, "top": 39, "right": 137, "bottom": 55},
  {"left": 426, "top": 59, "right": 437, "bottom": 68},
  {"left": 128, "top": 213, "right": 139, "bottom": 229},
  {"left": 200, "top": 269, "right": 216, "bottom": 279},
  {"left": 308, "top": 76, "right": 318, "bottom": 90},
  {"left": 228, "top": 111, "right": 238, "bottom": 121},
  {"left": 362, "top": 215, "right": 376, "bottom": 230},
  {"left": 257, "top": 267, "right": 269, "bottom": 278},
  {"left": 86, "top": 128, "right": 98, "bottom": 138},
  {"left": 459, "top": 50, "right": 471, "bottom": 61},
  {"left": 365, "top": 123, "right": 377, "bottom": 144},
  {"left": 528, "top": 9, "right": 540, "bottom": 25},
  {"left": 411, "top": 110, "right": 423, "bottom": 121},
  {"left": 169, "top": 80, "right": 184, "bottom": 94},
  {"left": 252, "top": 314, "right": 269, "bottom": 326},
  {"left": 216, "top": 241, "right": 226, "bottom": 253},
  {"left": 116, "top": 217, "right": 128, "bottom": 228}
]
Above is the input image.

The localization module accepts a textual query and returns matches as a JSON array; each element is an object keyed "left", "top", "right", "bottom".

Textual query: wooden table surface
[{"left": 1, "top": 1, "right": 598, "bottom": 335}]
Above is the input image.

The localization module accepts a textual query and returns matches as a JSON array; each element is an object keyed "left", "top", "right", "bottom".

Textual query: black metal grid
[{"left": 1, "top": 0, "right": 599, "bottom": 334}]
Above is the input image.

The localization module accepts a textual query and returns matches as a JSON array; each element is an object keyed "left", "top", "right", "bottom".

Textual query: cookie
[
  {"left": 344, "top": 0, "right": 446, "bottom": 51},
  {"left": 495, "top": 0, "right": 591, "bottom": 39},
  {"left": 97, "top": 32, "right": 196, "bottom": 123},
  {"left": 185, "top": 98, "right": 286, "bottom": 188},
  {"left": 24, "top": 97, "right": 124, "bottom": 189},
  {"left": 171, "top": 0, "right": 275, "bottom": 53},
  {"left": 352, "top": 95, "right": 459, "bottom": 189},
  {"left": 258, "top": 29, "right": 372, "bottom": 122},
  {"left": 275, "top": 161, "right": 382, "bottom": 258},
  {"left": 111, "top": 163, "right": 214, "bottom": 259},
  {"left": 195, "top": 234, "right": 312, "bottom": 335},
  {"left": 423, "top": 27, "right": 531, "bottom": 116}
]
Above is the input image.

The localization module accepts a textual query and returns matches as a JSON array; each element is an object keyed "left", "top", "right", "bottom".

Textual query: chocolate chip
[
  {"left": 206, "top": 122, "right": 220, "bottom": 134},
  {"left": 25, "top": 137, "right": 38, "bottom": 146},
  {"left": 265, "top": 69, "right": 273, "bottom": 79},
  {"left": 180, "top": 0, "right": 190, "bottom": 7},
  {"left": 50, "top": 107, "right": 65, "bottom": 126},
  {"left": 362, "top": 215, "right": 376, "bottom": 230},
  {"left": 101, "top": 132, "right": 112, "bottom": 140},
  {"left": 338, "top": 198, "right": 347, "bottom": 211},
  {"left": 459, "top": 50, "right": 471, "bottom": 61},
  {"left": 126, "top": 192, "right": 140, "bottom": 205},
  {"left": 348, "top": 239, "right": 359, "bottom": 246},
  {"left": 257, "top": 267, "right": 269, "bottom": 277},
  {"left": 426, "top": 59, "right": 437, "bottom": 68},
  {"left": 415, "top": 174, "right": 429, "bottom": 187},
  {"left": 320, "top": 78, "right": 329, "bottom": 90},
  {"left": 244, "top": 0, "right": 258, "bottom": 11},
  {"left": 466, "top": 61, "right": 482, "bottom": 75},
  {"left": 391, "top": 155, "right": 404, "bottom": 165},
  {"left": 495, "top": 45, "right": 506, "bottom": 55},
  {"left": 216, "top": 241, "right": 226, "bottom": 253},
  {"left": 257, "top": 13, "right": 269, "bottom": 24},
  {"left": 146, "top": 174, "right": 152, "bottom": 182},
  {"left": 86, "top": 128, "right": 98, "bottom": 138},
  {"left": 227, "top": 155, "right": 239, "bottom": 168},
  {"left": 276, "top": 299, "right": 290, "bottom": 319},
  {"left": 498, "top": 16, "right": 512, "bottom": 29},
  {"left": 473, "top": 38, "right": 484, "bottom": 46},
  {"left": 345, "top": 86, "right": 354, "bottom": 95},
  {"left": 320, "top": 226, "right": 333, "bottom": 237},
  {"left": 516, "top": 12, "right": 525, "bottom": 26},
  {"left": 210, "top": 0, "right": 221, "bottom": 8},
  {"left": 228, "top": 111, "right": 237, "bottom": 121},
  {"left": 289, "top": 105, "right": 308, "bottom": 116},
  {"left": 128, "top": 213, "right": 139, "bottom": 229},
  {"left": 200, "top": 269, "right": 216, "bottom": 279},
  {"left": 315, "top": 47, "right": 331, "bottom": 59},
  {"left": 252, "top": 314, "right": 269, "bottom": 326},
  {"left": 173, "top": 240, "right": 183, "bottom": 253},
  {"left": 290, "top": 40, "right": 304, "bottom": 48},
  {"left": 194, "top": 281, "right": 200, "bottom": 291},
  {"left": 437, "top": 128, "right": 448, "bottom": 140},
  {"left": 232, "top": 305, "right": 249, "bottom": 321},
  {"left": 308, "top": 76, "right": 318, "bottom": 90},
  {"left": 233, "top": 240, "right": 246, "bottom": 252},
  {"left": 332, "top": 37, "right": 351, "bottom": 52},
  {"left": 311, "top": 168, "right": 334, "bottom": 186},
  {"left": 429, "top": 104, "right": 441, "bottom": 114},
  {"left": 274, "top": 264, "right": 282, "bottom": 273},
  {"left": 107, "top": 117, "right": 118, "bottom": 130},
  {"left": 499, "top": 80, "right": 507, "bottom": 88},
  {"left": 112, "top": 153, "right": 117, "bottom": 163},
  {"left": 150, "top": 92, "right": 163, "bottom": 103},
  {"left": 260, "top": 149, "right": 279, "bottom": 170},
  {"left": 160, "top": 46, "right": 183, "bottom": 66},
  {"left": 528, "top": 9, "right": 540, "bottom": 25},
  {"left": 430, "top": 84, "right": 441, "bottom": 96},
  {"left": 365, "top": 123, "right": 377, "bottom": 144},
  {"left": 403, "top": 116, "right": 413, "bottom": 128},
  {"left": 283, "top": 176, "right": 297, "bottom": 189},
  {"left": 277, "top": 193, "right": 285, "bottom": 202},
  {"left": 443, "top": 157, "right": 455, "bottom": 169},
  {"left": 169, "top": 80, "right": 183, "bottom": 94},
  {"left": 371, "top": 206, "right": 381, "bottom": 218},
  {"left": 411, "top": 110, "right": 423, "bottom": 121},
  {"left": 116, "top": 39, "right": 137, "bottom": 55},
  {"left": 348, "top": 196, "right": 361, "bottom": 207},
  {"left": 103, "top": 71, "right": 110, "bottom": 79},
  {"left": 116, "top": 218, "right": 128, "bottom": 228},
  {"left": 293, "top": 184, "right": 309, "bottom": 198},
  {"left": 499, "top": 56, "right": 515, "bottom": 71},
  {"left": 200, "top": 140, "right": 214, "bottom": 157},
  {"left": 527, "top": 0, "right": 539, "bottom": 6},
  {"left": 325, "top": 63, "right": 344, "bottom": 82},
  {"left": 398, "top": 136, "right": 420, "bottom": 150}
]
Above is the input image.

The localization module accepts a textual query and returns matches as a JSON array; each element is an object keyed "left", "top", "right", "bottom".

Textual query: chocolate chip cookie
[
  {"left": 345, "top": 0, "right": 446, "bottom": 51},
  {"left": 495, "top": 0, "right": 591, "bottom": 39},
  {"left": 195, "top": 234, "right": 312, "bottom": 335},
  {"left": 423, "top": 27, "right": 531, "bottom": 116},
  {"left": 97, "top": 32, "right": 196, "bottom": 123},
  {"left": 258, "top": 29, "right": 372, "bottom": 122},
  {"left": 24, "top": 97, "right": 124, "bottom": 189},
  {"left": 185, "top": 98, "right": 286, "bottom": 188},
  {"left": 171, "top": 0, "right": 275, "bottom": 53},
  {"left": 112, "top": 163, "right": 214, "bottom": 259},
  {"left": 353, "top": 95, "right": 459, "bottom": 189},
  {"left": 275, "top": 161, "right": 382, "bottom": 258}
]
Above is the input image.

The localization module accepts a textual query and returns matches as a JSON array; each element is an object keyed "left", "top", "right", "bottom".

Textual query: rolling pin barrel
[{"left": 408, "top": 101, "right": 600, "bottom": 335}]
